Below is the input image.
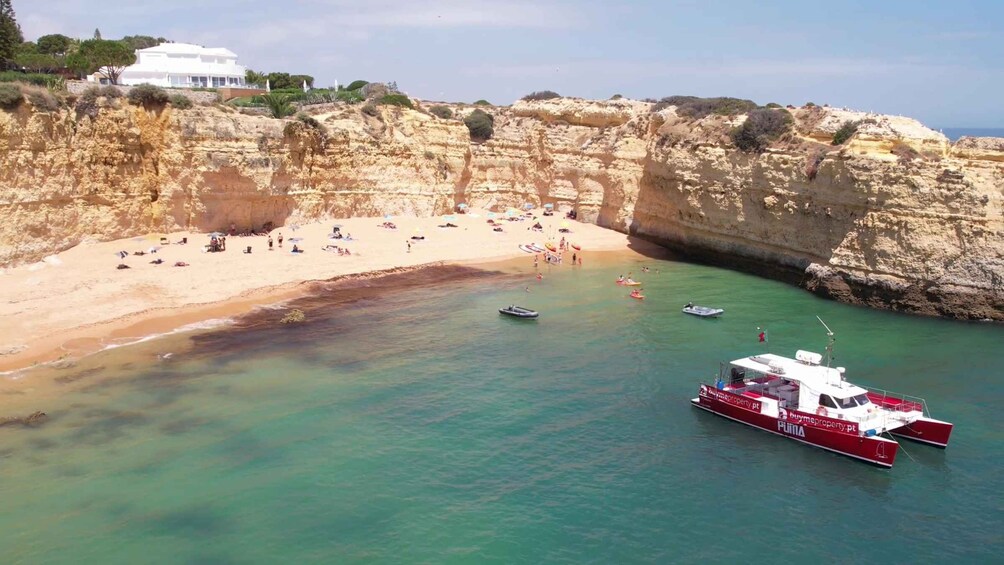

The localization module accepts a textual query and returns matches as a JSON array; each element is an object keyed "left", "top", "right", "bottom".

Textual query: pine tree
[{"left": 0, "top": 0, "right": 24, "bottom": 64}]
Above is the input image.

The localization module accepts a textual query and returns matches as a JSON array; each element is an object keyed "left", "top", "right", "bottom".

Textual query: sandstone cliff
[{"left": 1, "top": 95, "right": 1001, "bottom": 320}]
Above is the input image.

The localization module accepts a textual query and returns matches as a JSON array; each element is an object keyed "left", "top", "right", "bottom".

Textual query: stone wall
[{"left": 65, "top": 80, "right": 221, "bottom": 104}]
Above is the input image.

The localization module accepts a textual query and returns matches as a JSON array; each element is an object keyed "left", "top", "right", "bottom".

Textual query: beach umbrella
[
  {"left": 209, "top": 232, "right": 223, "bottom": 237},
  {"left": 561, "top": 221, "right": 569, "bottom": 228},
  {"left": 442, "top": 214, "right": 456, "bottom": 221},
  {"left": 523, "top": 202, "right": 534, "bottom": 210},
  {"left": 487, "top": 212, "right": 496, "bottom": 219},
  {"left": 457, "top": 203, "right": 469, "bottom": 210},
  {"left": 384, "top": 214, "right": 394, "bottom": 220},
  {"left": 289, "top": 237, "right": 303, "bottom": 242},
  {"left": 544, "top": 203, "right": 554, "bottom": 209}
]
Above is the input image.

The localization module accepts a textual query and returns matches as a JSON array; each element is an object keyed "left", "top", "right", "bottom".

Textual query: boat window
[
  {"left": 835, "top": 396, "right": 858, "bottom": 409},
  {"left": 819, "top": 394, "right": 838, "bottom": 409},
  {"left": 852, "top": 394, "right": 870, "bottom": 405}
]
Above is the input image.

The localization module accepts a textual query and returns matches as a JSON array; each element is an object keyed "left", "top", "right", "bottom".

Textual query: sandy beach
[{"left": 0, "top": 210, "right": 639, "bottom": 375}]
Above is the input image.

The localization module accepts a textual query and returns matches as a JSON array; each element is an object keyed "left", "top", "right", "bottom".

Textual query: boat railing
[{"left": 860, "top": 385, "right": 929, "bottom": 417}]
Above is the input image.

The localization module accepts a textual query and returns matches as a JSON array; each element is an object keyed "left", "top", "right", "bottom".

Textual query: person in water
[{"left": 617, "top": 274, "right": 625, "bottom": 282}]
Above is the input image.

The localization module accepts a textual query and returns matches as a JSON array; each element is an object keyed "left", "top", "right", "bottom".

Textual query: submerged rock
[{"left": 0, "top": 411, "right": 48, "bottom": 428}]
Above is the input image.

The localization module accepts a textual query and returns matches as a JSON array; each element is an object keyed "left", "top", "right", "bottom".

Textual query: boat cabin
[{"left": 719, "top": 351, "right": 874, "bottom": 419}]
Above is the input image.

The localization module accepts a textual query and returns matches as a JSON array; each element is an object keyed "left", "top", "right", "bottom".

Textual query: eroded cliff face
[{"left": 1, "top": 96, "right": 1001, "bottom": 320}]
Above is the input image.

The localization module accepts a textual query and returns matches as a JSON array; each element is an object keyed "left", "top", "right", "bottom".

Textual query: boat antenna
[{"left": 816, "top": 316, "right": 835, "bottom": 368}]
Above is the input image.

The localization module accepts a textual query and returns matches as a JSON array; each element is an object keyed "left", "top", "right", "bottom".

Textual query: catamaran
[{"left": 691, "top": 319, "right": 953, "bottom": 468}]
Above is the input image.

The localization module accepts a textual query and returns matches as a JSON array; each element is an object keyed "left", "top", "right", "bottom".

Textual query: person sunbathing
[{"left": 174, "top": 261, "right": 189, "bottom": 267}]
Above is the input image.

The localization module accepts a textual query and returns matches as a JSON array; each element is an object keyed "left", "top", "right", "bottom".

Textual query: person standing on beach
[
  {"left": 278, "top": 233, "right": 283, "bottom": 248},
  {"left": 268, "top": 236, "right": 273, "bottom": 250},
  {"left": 407, "top": 241, "right": 411, "bottom": 253}
]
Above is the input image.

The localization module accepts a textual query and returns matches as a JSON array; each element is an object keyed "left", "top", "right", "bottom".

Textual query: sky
[{"left": 17, "top": 0, "right": 1004, "bottom": 127}]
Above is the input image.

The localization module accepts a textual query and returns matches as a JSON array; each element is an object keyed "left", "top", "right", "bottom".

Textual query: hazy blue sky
[{"left": 19, "top": 0, "right": 1004, "bottom": 126}]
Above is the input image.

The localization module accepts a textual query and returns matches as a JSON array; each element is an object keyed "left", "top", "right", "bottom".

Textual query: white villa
[{"left": 92, "top": 43, "right": 248, "bottom": 88}]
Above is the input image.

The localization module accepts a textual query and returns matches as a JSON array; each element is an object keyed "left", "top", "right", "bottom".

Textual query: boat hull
[
  {"left": 499, "top": 307, "right": 538, "bottom": 319},
  {"left": 692, "top": 385, "right": 899, "bottom": 468},
  {"left": 889, "top": 417, "right": 953, "bottom": 448}
]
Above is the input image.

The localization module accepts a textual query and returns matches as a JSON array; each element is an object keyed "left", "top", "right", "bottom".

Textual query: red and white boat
[{"left": 691, "top": 323, "right": 953, "bottom": 468}]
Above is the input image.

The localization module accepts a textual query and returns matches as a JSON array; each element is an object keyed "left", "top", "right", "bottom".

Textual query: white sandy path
[{"left": 0, "top": 210, "right": 635, "bottom": 370}]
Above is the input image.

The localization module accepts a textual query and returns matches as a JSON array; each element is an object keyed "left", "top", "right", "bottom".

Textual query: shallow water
[{"left": 1, "top": 255, "right": 1002, "bottom": 563}]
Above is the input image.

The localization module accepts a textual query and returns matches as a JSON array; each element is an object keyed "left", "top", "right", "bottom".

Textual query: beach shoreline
[{"left": 1, "top": 210, "right": 653, "bottom": 380}]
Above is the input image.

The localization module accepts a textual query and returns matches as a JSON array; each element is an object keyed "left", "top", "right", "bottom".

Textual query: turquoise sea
[
  {"left": 941, "top": 127, "right": 1004, "bottom": 141},
  {"left": 1, "top": 252, "right": 1002, "bottom": 564}
]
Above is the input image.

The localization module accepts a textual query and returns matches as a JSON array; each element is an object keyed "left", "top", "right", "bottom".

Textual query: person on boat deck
[
  {"left": 687, "top": 302, "right": 694, "bottom": 308},
  {"left": 617, "top": 275, "right": 625, "bottom": 282}
]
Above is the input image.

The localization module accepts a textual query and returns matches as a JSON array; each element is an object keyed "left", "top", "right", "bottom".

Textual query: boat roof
[{"left": 731, "top": 352, "right": 868, "bottom": 398}]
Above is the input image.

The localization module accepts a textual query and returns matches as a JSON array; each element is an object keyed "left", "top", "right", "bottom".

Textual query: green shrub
[
  {"left": 473, "top": 99, "right": 492, "bottom": 106},
  {"left": 24, "top": 87, "right": 59, "bottom": 112},
  {"left": 99, "top": 85, "right": 123, "bottom": 99},
  {"left": 345, "top": 80, "right": 369, "bottom": 91},
  {"left": 464, "top": 108, "right": 494, "bottom": 141},
  {"left": 0, "top": 72, "right": 52, "bottom": 86},
  {"left": 831, "top": 120, "right": 860, "bottom": 145},
  {"left": 730, "top": 108, "right": 793, "bottom": 153},
  {"left": 169, "top": 94, "right": 193, "bottom": 109},
  {"left": 429, "top": 105, "right": 453, "bottom": 119},
  {"left": 336, "top": 89, "right": 364, "bottom": 104},
  {"left": 521, "top": 90, "right": 561, "bottom": 101},
  {"left": 805, "top": 102, "right": 817, "bottom": 108},
  {"left": 764, "top": 102, "right": 782, "bottom": 109},
  {"left": 74, "top": 86, "right": 125, "bottom": 116},
  {"left": 127, "top": 84, "right": 169, "bottom": 107},
  {"left": 378, "top": 93, "right": 413, "bottom": 108},
  {"left": 295, "top": 112, "right": 325, "bottom": 133},
  {"left": 75, "top": 86, "right": 100, "bottom": 117},
  {"left": 610, "top": 94, "right": 623, "bottom": 100},
  {"left": 0, "top": 83, "right": 23, "bottom": 109},
  {"left": 652, "top": 96, "right": 758, "bottom": 117}
]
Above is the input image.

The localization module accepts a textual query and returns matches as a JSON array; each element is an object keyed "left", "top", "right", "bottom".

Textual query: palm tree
[
  {"left": 260, "top": 93, "right": 293, "bottom": 118},
  {"left": 245, "top": 69, "right": 266, "bottom": 88}
]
